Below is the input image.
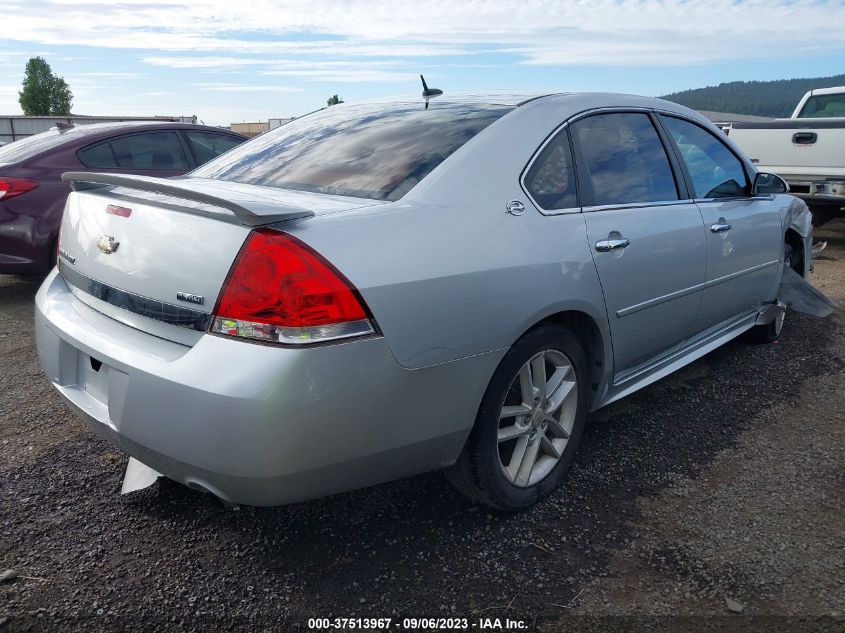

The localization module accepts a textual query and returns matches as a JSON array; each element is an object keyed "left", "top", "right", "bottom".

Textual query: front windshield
[
  {"left": 192, "top": 102, "right": 513, "bottom": 201},
  {"left": 797, "top": 94, "right": 845, "bottom": 118}
]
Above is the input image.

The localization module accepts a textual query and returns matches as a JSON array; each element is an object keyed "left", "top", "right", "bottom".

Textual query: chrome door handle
[
  {"left": 710, "top": 222, "right": 732, "bottom": 233},
  {"left": 595, "top": 238, "right": 630, "bottom": 252}
]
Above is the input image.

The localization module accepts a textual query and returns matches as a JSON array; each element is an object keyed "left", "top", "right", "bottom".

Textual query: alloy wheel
[{"left": 496, "top": 349, "right": 578, "bottom": 487}]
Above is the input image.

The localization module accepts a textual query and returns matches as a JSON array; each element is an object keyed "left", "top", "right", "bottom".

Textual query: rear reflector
[
  {"left": 210, "top": 229, "right": 375, "bottom": 345},
  {"left": 106, "top": 204, "right": 132, "bottom": 217},
  {"left": 0, "top": 177, "right": 39, "bottom": 200}
]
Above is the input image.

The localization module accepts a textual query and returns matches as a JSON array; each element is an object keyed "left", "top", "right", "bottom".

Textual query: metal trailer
[{"left": 0, "top": 114, "right": 197, "bottom": 145}]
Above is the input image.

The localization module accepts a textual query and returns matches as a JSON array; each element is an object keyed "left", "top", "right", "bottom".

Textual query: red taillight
[
  {"left": 0, "top": 177, "right": 39, "bottom": 201},
  {"left": 211, "top": 229, "right": 374, "bottom": 344}
]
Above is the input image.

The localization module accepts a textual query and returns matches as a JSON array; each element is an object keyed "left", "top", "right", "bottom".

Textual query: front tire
[{"left": 447, "top": 324, "right": 590, "bottom": 511}]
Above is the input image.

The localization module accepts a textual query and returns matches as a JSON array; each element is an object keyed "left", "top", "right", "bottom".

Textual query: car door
[
  {"left": 570, "top": 111, "right": 707, "bottom": 376},
  {"left": 658, "top": 115, "right": 783, "bottom": 331},
  {"left": 77, "top": 130, "right": 194, "bottom": 178}
]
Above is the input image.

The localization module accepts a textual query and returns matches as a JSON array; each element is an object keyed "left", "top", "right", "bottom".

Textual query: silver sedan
[{"left": 35, "top": 92, "right": 814, "bottom": 510}]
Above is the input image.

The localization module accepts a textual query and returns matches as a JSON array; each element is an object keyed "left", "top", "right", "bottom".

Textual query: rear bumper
[{"left": 35, "top": 270, "right": 498, "bottom": 505}]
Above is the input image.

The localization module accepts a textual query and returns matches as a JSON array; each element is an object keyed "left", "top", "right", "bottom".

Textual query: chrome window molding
[
  {"left": 522, "top": 106, "right": 694, "bottom": 216},
  {"left": 582, "top": 199, "right": 694, "bottom": 214},
  {"left": 694, "top": 195, "right": 774, "bottom": 204},
  {"left": 520, "top": 105, "right": 766, "bottom": 216}
]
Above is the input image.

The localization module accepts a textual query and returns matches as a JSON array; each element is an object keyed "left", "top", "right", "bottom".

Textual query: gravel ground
[{"left": 1, "top": 220, "right": 844, "bottom": 633}]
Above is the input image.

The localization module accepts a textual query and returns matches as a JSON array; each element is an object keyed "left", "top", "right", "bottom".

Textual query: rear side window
[
  {"left": 78, "top": 141, "right": 118, "bottom": 168},
  {"left": 192, "top": 103, "right": 513, "bottom": 201},
  {"left": 660, "top": 116, "right": 749, "bottom": 199},
  {"left": 108, "top": 132, "right": 190, "bottom": 170},
  {"left": 571, "top": 112, "right": 678, "bottom": 207},
  {"left": 524, "top": 130, "right": 578, "bottom": 210},
  {"left": 185, "top": 132, "right": 242, "bottom": 165}
]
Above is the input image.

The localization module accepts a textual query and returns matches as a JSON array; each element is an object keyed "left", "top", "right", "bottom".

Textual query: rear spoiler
[{"left": 61, "top": 172, "right": 314, "bottom": 226}]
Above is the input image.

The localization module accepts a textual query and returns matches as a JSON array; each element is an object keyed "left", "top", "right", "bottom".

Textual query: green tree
[
  {"left": 18, "top": 57, "right": 73, "bottom": 116},
  {"left": 661, "top": 74, "right": 845, "bottom": 118},
  {"left": 326, "top": 94, "right": 344, "bottom": 107}
]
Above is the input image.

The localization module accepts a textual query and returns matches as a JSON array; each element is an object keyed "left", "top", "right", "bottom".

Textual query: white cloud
[
  {"left": 193, "top": 82, "right": 304, "bottom": 93},
  {"left": 3, "top": 0, "right": 841, "bottom": 67},
  {"left": 259, "top": 69, "right": 413, "bottom": 82},
  {"left": 74, "top": 71, "right": 143, "bottom": 78}
]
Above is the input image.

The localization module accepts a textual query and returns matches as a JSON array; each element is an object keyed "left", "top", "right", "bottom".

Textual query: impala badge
[
  {"left": 58, "top": 248, "right": 76, "bottom": 264},
  {"left": 96, "top": 235, "right": 120, "bottom": 255},
  {"left": 506, "top": 200, "right": 525, "bottom": 216},
  {"left": 176, "top": 292, "right": 204, "bottom": 306}
]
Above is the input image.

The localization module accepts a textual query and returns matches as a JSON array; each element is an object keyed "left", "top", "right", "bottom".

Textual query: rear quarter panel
[{"left": 281, "top": 100, "right": 612, "bottom": 374}]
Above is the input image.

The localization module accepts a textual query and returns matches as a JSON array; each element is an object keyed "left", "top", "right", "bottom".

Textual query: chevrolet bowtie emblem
[{"left": 97, "top": 235, "right": 120, "bottom": 254}]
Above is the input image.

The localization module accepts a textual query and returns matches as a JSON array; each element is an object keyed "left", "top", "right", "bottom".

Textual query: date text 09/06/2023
[{"left": 307, "top": 617, "right": 530, "bottom": 630}]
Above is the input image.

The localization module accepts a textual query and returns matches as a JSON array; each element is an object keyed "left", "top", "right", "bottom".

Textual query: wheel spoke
[
  {"left": 546, "top": 377, "right": 576, "bottom": 412},
  {"left": 498, "top": 424, "right": 529, "bottom": 443},
  {"left": 544, "top": 365, "right": 569, "bottom": 403},
  {"left": 546, "top": 417, "right": 570, "bottom": 440},
  {"left": 499, "top": 403, "right": 532, "bottom": 420},
  {"left": 518, "top": 364, "right": 534, "bottom": 404},
  {"left": 530, "top": 353, "right": 547, "bottom": 398},
  {"left": 506, "top": 435, "right": 529, "bottom": 481},
  {"left": 515, "top": 434, "right": 541, "bottom": 486},
  {"left": 540, "top": 431, "right": 561, "bottom": 459}
]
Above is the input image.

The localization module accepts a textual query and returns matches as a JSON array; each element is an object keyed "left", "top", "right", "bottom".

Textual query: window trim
[
  {"left": 519, "top": 122, "right": 581, "bottom": 215},
  {"left": 654, "top": 113, "right": 760, "bottom": 204},
  {"left": 76, "top": 129, "right": 196, "bottom": 171}
]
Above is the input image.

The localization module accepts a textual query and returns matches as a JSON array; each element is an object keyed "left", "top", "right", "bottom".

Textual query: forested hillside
[{"left": 661, "top": 75, "right": 845, "bottom": 117}]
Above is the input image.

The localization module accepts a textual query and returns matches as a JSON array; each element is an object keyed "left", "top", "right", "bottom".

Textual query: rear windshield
[
  {"left": 797, "top": 94, "right": 845, "bottom": 118},
  {"left": 0, "top": 128, "right": 79, "bottom": 163},
  {"left": 192, "top": 102, "right": 513, "bottom": 201}
]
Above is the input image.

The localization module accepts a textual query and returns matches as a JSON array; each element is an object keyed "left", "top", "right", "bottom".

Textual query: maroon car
[{"left": 0, "top": 121, "right": 246, "bottom": 275}]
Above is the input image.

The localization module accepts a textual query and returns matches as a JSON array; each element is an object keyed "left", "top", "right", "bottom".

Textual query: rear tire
[{"left": 446, "top": 324, "right": 589, "bottom": 511}]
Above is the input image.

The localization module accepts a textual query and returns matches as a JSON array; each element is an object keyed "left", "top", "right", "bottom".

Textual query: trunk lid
[{"left": 57, "top": 175, "right": 384, "bottom": 342}]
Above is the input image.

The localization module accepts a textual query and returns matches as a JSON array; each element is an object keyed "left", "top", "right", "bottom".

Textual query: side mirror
[{"left": 753, "top": 172, "right": 789, "bottom": 195}]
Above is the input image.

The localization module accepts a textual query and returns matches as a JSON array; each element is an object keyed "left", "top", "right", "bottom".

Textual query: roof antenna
[{"left": 420, "top": 74, "right": 442, "bottom": 109}]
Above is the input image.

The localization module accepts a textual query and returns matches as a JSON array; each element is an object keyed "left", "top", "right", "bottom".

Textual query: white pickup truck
[{"left": 727, "top": 86, "right": 845, "bottom": 225}]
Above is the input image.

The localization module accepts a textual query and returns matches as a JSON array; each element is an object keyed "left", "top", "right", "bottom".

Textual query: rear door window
[
  {"left": 524, "top": 129, "right": 578, "bottom": 210},
  {"left": 184, "top": 132, "right": 242, "bottom": 165},
  {"left": 571, "top": 112, "right": 679, "bottom": 207},
  {"left": 660, "top": 115, "right": 749, "bottom": 199},
  {"left": 192, "top": 102, "right": 513, "bottom": 201},
  {"left": 108, "top": 132, "right": 191, "bottom": 170}
]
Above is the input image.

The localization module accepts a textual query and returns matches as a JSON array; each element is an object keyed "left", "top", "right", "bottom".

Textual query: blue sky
[{"left": 1, "top": 0, "right": 843, "bottom": 125}]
